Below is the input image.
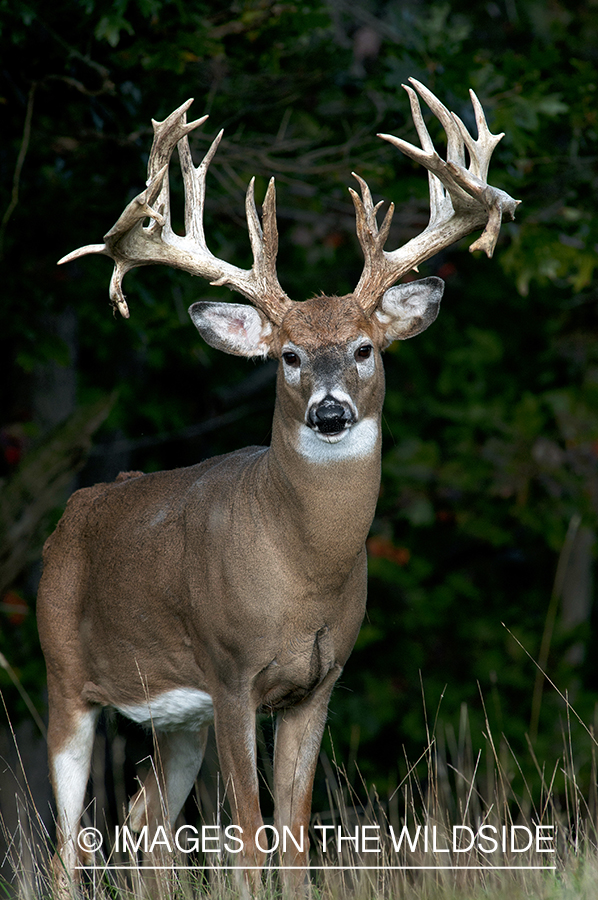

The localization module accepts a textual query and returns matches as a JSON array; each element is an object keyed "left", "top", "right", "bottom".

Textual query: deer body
[
  {"left": 39, "top": 80, "right": 519, "bottom": 886},
  {"left": 42, "top": 377, "right": 378, "bottom": 723},
  {"left": 41, "top": 410, "right": 374, "bottom": 721}
]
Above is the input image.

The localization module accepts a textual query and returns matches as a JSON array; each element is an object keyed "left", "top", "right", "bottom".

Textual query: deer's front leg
[
  {"left": 212, "top": 692, "right": 265, "bottom": 887},
  {"left": 273, "top": 665, "right": 342, "bottom": 884}
]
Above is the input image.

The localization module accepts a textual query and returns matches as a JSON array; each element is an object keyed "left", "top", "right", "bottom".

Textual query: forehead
[{"left": 278, "top": 296, "right": 377, "bottom": 350}]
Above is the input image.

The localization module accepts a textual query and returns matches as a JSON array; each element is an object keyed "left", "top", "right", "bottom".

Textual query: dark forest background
[{"left": 1, "top": 0, "right": 598, "bottom": 843}]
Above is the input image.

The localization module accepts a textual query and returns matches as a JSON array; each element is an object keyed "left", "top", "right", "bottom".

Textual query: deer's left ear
[
  {"left": 373, "top": 276, "right": 444, "bottom": 345},
  {"left": 189, "top": 301, "right": 273, "bottom": 358}
]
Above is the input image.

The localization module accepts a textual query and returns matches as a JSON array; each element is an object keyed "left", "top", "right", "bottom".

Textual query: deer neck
[{"left": 265, "top": 397, "right": 382, "bottom": 567}]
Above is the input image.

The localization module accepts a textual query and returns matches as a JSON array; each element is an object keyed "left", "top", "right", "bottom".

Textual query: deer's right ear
[{"left": 189, "top": 302, "right": 273, "bottom": 358}]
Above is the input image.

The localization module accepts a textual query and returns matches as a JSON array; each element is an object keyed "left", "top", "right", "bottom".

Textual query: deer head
[{"left": 59, "top": 78, "right": 518, "bottom": 463}]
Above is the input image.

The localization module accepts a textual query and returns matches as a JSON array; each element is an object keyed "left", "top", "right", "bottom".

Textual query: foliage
[{"left": 1, "top": 0, "right": 598, "bottom": 808}]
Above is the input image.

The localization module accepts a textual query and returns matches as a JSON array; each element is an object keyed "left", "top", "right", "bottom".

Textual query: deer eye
[
  {"left": 355, "top": 344, "right": 373, "bottom": 360},
  {"left": 282, "top": 351, "right": 301, "bottom": 368}
]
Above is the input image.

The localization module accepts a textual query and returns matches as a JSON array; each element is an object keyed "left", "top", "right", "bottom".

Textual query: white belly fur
[{"left": 116, "top": 687, "right": 214, "bottom": 731}]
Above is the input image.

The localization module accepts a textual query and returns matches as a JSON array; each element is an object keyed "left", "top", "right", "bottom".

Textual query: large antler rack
[
  {"left": 350, "top": 78, "right": 521, "bottom": 314},
  {"left": 58, "top": 99, "right": 293, "bottom": 323}
]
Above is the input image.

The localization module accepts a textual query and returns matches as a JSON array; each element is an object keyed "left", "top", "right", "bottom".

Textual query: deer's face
[
  {"left": 273, "top": 296, "right": 385, "bottom": 450},
  {"left": 189, "top": 276, "right": 443, "bottom": 458}
]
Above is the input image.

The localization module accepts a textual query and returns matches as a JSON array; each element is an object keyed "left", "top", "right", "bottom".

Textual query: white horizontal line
[{"left": 76, "top": 865, "right": 557, "bottom": 871}]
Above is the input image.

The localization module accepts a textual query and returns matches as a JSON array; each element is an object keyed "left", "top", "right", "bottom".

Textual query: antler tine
[
  {"left": 144, "top": 100, "right": 209, "bottom": 240},
  {"left": 408, "top": 78, "right": 466, "bottom": 169},
  {"left": 352, "top": 79, "right": 521, "bottom": 313},
  {"left": 149, "top": 100, "right": 206, "bottom": 172},
  {"left": 401, "top": 82, "right": 452, "bottom": 229},
  {"left": 238, "top": 177, "right": 289, "bottom": 324},
  {"left": 203, "top": 175, "right": 289, "bottom": 324},
  {"left": 349, "top": 174, "right": 396, "bottom": 305},
  {"left": 452, "top": 89, "right": 504, "bottom": 182},
  {"left": 58, "top": 100, "right": 292, "bottom": 323},
  {"left": 177, "top": 128, "right": 223, "bottom": 248}
]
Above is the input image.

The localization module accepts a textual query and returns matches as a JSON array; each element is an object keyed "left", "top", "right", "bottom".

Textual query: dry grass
[{"left": 2, "top": 686, "right": 598, "bottom": 900}]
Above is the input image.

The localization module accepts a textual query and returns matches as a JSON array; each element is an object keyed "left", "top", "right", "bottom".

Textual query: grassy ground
[{"left": 2, "top": 691, "right": 598, "bottom": 900}]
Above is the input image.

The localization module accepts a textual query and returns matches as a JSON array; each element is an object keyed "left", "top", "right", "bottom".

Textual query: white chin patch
[
  {"left": 298, "top": 418, "right": 379, "bottom": 462},
  {"left": 314, "top": 428, "right": 350, "bottom": 444}
]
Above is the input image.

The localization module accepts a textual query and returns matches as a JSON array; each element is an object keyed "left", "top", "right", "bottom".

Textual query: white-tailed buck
[{"left": 38, "top": 79, "right": 519, "bottom": 887}]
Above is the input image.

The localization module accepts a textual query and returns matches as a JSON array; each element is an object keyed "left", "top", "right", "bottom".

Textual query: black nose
[{"left": 310, "top": 396, "right": 349, "bottom": 434}]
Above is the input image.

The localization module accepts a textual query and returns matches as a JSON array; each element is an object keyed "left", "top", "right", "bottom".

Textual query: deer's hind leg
[
  {"left": 38, "top": 508, "right": 104, "bottom": 887},
  {"left": 128, "top": 727, "right": 209, "bottom": 833},
  {"left": 47, "top": 700, "right": 100, "bottom": 887}
]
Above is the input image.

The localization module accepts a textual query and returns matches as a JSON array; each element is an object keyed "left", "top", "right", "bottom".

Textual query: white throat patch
[{"left": 297, "top": 417, "right": 379, "bottom": 463}]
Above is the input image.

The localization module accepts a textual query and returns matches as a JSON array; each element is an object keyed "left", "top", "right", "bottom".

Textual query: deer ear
[
  {"left": 189, "top": 301, "right": 273, "bottom": 358},
  {"left": 374, "top": 276, "right": 444, "bottom": 345}
]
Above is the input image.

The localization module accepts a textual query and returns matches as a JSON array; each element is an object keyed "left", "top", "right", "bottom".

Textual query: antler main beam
[
  {"left": 351, "top": 78, "right": 520, "bottom": 313},
  {"left": 59, "top": 99, "right": 292, "bottom": 323}
]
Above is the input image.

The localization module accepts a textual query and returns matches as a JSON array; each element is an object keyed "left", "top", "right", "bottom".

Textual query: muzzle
[{"left": 307, "top": 394, "right": 355, "bottom": 435}]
